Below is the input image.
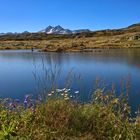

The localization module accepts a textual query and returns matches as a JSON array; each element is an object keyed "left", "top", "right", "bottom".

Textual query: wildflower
[
  {"left": 24, "top": 100, "right": 28, "bottom": 104},
  {"left": 24, "top": 100, "right": 28, "bottom": 109},
  {"left": 64, "top": 90, "right": 68, "bottom": 93},
  {"left": 62, "top": 88, "right": 66, "bottom": 91},
  {"left": 51, "top": 91, "right": 54, "bottom": 94},
  {"left": 75, "top": 91, "right": 79, "bottom": 94},
  {"left": 9, "top": 102, "right": 16, "bottom": 109},
  {"left": 48, "top": 93, "right": 52, "bottom": 96},
  {"left": 64, "top": 94, "right": 68, "bottom": 97},
  {"left": 95, "top": 97, "right": 98, "bottom": 100},
  {"left": 70, "top": 95, "right": 73, "bottom": 98},
  {"left": 56, "top": 89, "right": 63, "bottom": 92},
  {"left": 65, "top": 89, "right": 70, "bottom": 92},
  {"left": 25, "top": 95, "right": 30, "bottom": 100},
  {"left": 24, "top": 95, "right": 30, "bottom": 103},
  {"left": 124, "top": 107, "right": 127, "bottom": 111},
  {"left": 38, "top": 95, "right": 42, "bottom": 101},
  {"left": 9, "top": 102, "right": 13, "bottom": 106},
  {"left": 67, "top": 89, "right": 70, "bottom": 92}
]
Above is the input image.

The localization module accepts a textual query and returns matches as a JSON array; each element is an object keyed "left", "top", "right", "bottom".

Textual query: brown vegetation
[{"left": 0, "top": 23, "right": 140, "bottom": 51}]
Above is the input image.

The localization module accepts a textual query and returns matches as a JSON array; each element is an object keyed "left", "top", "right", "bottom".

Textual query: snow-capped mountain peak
[{"left": 39, "top": 25, "right": 90, "bottom": 34}]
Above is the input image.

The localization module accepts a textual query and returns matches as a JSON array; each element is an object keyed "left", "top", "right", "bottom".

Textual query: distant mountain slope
[
  {"left": 0, "top": 33, "right": 5, "bottom": 36},
  {"left": 39, "top": 25, "right": 90, "bottom": 34},
  {"left": 0, "top": 23, "right": 140, "bottom": 41},
  {"left": 122, "top": 23, "right": 140, "bottom": 32}
]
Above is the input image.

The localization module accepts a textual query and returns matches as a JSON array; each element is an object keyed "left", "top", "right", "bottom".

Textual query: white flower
[
  {"left": 56, "top": 89, "right": 62, "bottom": 92},
  {"left": 62, "top": 88, "right": 66, "bottom": 91},
  {"left": 66, "top": 89, "right": 70, "bottom": 92},
  {"left": 48, "top": 93, "right": 52, "bottom": 96},
  {"left": 64, "top": 94, "right": 68, "bottom": 97},
  {"left": 70, "top": 95, "right": 73, "bottom": 98},
  {"left": 95, "top": 97, "right": 98, "bottom": 100},
  {"left": 75, "top": 91, "right": 79, "bottom": 94}
]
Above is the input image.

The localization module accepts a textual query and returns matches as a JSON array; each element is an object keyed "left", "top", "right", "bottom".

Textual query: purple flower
[
  {"left": 24, "top": 100, "right": 28, "bottom": 109},
  {"left": 25, "top": 95, "right": 30, "bottom": 100},
  {"left": 38, "top": 95, "right": 42, "bottom": 102},
  {"left": 24, "top": 100, "right": 28, "bottom": 104}
]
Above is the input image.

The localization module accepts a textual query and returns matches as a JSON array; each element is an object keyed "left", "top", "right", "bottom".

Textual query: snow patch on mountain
[{"left": 40, "top": 25, "right": 90, "bottom": 34}]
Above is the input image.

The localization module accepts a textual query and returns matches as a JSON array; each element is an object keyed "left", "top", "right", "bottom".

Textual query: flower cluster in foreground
[{"left": 0, "top": 89, "right": 140, "bottom": 140}]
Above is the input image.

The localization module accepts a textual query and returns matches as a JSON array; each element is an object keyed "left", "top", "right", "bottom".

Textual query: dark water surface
[{"left": 0, "top": 49, "right": 140, "bottom": 113}]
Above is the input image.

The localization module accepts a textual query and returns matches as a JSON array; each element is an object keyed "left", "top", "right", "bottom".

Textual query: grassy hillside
[{"left": 0, "top": 23, "right": 140, "bottom": 51}]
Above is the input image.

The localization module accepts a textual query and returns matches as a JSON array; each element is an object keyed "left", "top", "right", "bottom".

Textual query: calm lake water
[{"left": 0, "top": 49, "right": 140, "bottom": 113}]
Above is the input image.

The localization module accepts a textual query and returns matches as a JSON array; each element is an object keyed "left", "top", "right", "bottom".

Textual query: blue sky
[{"left": 0, "top": 0, "right": 140, "bottom": 32}]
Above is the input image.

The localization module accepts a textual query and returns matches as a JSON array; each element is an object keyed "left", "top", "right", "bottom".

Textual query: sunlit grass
[{"left": 0, "top": 88, "right": 139, "bottom": 140}]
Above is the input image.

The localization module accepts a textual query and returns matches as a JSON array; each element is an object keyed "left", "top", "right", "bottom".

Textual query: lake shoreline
[
  {"left": 1, "top": 47, "right": 140, "bottom": 53},
  {"left": 42, "top": 47, "right": 140, "bottom": 52}
]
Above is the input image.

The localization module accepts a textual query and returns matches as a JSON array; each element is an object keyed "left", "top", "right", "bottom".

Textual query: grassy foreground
[{"left": 0, "top": 89, "right": 140, "bottom": 140}]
